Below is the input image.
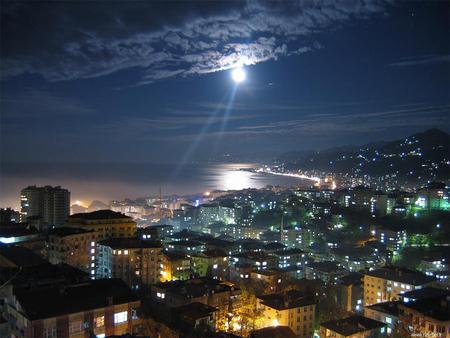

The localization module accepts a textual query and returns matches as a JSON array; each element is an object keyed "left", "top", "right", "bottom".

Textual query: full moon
[{"left": 231, "top": 67, "right": 246, "bottom": 83}]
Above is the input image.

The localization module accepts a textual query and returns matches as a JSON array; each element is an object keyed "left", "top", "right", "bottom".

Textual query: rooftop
[
  {"left": 249, "top": 326, "right": 296, "bottom": 338},
  {"left": 196, "top": 248, "right": 227, "bottom": 258},
  {"left": 400, "top": 295, "right": 450, "bottom": 321},
  {"left": 366, "top": 301, "right": 400, "bottom": 317},
  {"left": 258, "top": 290, "right": 315, "bottom": 310},
  {"left": 0, "top": 225, "right": 39, "bottom": 238},
  {"left": 98, "top": 237, "right": 161, "bottom": 249},
  {"left": 337, "top": 272, "right": 363, "bottom": 286},
  {"left": 163, "top": 251, "right": 189, "bottom": 261},
  {"left": 0, "top": 245, "right": 47, "bottom": 267},
  {"left": 167, "top": 240, "right": 203, "bottom": 247},
  {"left": 320, "top": 315, "right": 385, "bottom": 336},
  {"left": 69, "top": 209, "right": 131, "bottom": 221},
  {"left": 364, "top": 266, "right": 435, "bottom": 285},
  {"left": 48, "top": 226, "right": 93, "bottom": 237},
  {"left": 263, "top": 242, "right": 286, "bottom": 251},
  {"left": 401, "top": 287, "right": 450, "bottom": 301},
  {"left": 15, "top": 278, "right": 139, "bottom": 320},
  {"left": 307, "top": 261, "right": 340, "bottom": 273},
  {"left": 273, "top": 248, "right": 305, "bottom": 256},
  {"left": 154, "top": 278, "right": 238, "bottom": 298},
  {"left": 173, "top": 302, "right": 217, "bottom": 320},
  {"left": 0, "top": 263, "right": 89, "bottom": 289}
]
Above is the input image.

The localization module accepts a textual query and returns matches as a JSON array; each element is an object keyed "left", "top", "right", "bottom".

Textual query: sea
[{"left": 0, "top": 162, "right": 311, "bottom": 208}]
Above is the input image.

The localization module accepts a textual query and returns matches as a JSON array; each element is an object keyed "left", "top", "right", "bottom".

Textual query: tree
[{"left": 230, "top": 285, "right": 265, "bottom": 337}]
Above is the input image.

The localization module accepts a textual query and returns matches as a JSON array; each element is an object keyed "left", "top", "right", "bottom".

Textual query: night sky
[{"left": 1, "top": 1, "right": 449, "bottom": 205}]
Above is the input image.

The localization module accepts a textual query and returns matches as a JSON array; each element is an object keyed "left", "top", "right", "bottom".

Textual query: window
[
  {"left": 386, "top": 317, "right": 392, "bottom": 324},
  {"left": 114, "top": 311, "right": 128, "bottom": 324},
  {"left": 69, "top": 321, "right": 83, "bottom": 334},
  {"left": 157, "top": 292, "right": 165, "bottom": 299},
  {"left": 95, "top": 315, "right": 105, "bottom": 328},
  {"left": 43, "top": 327, "right": 57, "bottom": 338}
]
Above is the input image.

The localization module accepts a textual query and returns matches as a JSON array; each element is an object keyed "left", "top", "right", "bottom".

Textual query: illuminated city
[{"left": 0, "top": 1, "right": 449, "bottom": 338}]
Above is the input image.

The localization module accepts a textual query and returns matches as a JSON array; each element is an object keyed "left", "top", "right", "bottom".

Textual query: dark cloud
[
  {"left": 388, "top": 54, "right": 450, "bottom": 67},
  {"left": 1, "top": 0, "right": 391, "bottom": 84}
]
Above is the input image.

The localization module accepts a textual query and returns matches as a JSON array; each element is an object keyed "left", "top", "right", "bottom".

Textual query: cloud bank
[{"left": 1, "top": 0, "right": 391, "bottom": 84}]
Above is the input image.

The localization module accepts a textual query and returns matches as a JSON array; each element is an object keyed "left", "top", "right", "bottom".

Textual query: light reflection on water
[
  {"left": 0, "top": 162, "right": 310, "bottom": 207},
  {"left": 201, "top": 163, "right": 308, "bottom": 192}
]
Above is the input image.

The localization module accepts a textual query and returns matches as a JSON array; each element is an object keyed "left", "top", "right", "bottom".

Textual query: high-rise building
[
  {"left": 96, "top": 237, "right": 162, "bottom": 289},
  {"left": 20, "top": 185, "right": 70, "bottom": 226},
  {"left": 66, "top": 210, "right": 136, "bottom": 240},
  {"left": 46, "top": 227, "right": 96, "bottom": 274}
]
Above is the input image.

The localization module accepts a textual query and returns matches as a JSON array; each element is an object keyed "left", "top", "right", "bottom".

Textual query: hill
[{"left": 277, "top": 128, "right": 450, "bottom": 184}]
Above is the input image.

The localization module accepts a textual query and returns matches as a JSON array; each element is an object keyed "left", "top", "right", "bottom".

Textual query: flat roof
[
  {"left": 366, "top": 301, "right": 400, "bottom": 317},
  {"left": 0, "top": 245, "right": 47, "bottom": 267},
  {"left": 15, "top": 278, "right": 139, "bottom": 320},
  {"left": 320, "top": 315, "right": 385, "bottom": 336},
  {"left": 250, "top": 326, "right": 296, "bottom": 338},
  {"left": 400, "top": 295, "right": 450, "bottom": 321},
  {"left": 154, "top": 278, "right": 238, "bottom": 298},
  {"left": 258, "top": 290, "right": 315, "bottom": 310},
  {"left": 364, "top": 266, "right": 435, "bottom": 285},
  {"left": 48, "top": 226, "right": 93, "bottom": 237},
  {"left": 69, "top": 209, "right": 131, "bottom": 220},
  {"left": 98, "top": 237, "right": 161, "bottom": 249}
]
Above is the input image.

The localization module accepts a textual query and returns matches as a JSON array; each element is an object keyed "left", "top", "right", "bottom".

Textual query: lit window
[
  {"left": 386, "top": 317, "right": 392, "bottom": 324},
  {"left": 213, "top": 264, "right": 218, "bottom": 269},
  {"left": 91, "top": 241, "right": 95, "bottom": 246},
  {"left": 94, "top": 315, "right": 105, "bottom": 328},
  {"left": 114, "top": 311, "right": 127, "bottom": 324},
  {"left": 91, "top": 249, "right": 95, "bottom": 254},
  {"left": 124, "top": 250, "right": 129, "bottom": 255}
]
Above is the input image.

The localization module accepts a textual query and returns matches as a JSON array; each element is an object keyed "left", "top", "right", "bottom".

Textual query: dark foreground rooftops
[
  {"left": 15, "top": 278, "right": 139, "bottom": 320},
  {"left": 321, "top": 315, "right": 385, "bottom": 336},
  {"left": 0, "top": 245, "right": 47, "bottom": 267},
  {"left": 0, "top": 263, "right": 88, "bottom": 290}
]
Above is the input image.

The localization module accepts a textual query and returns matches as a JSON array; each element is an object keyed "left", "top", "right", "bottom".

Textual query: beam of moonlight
[{"left": 231, "top": 67, "right": 246, "bottom": 83}]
